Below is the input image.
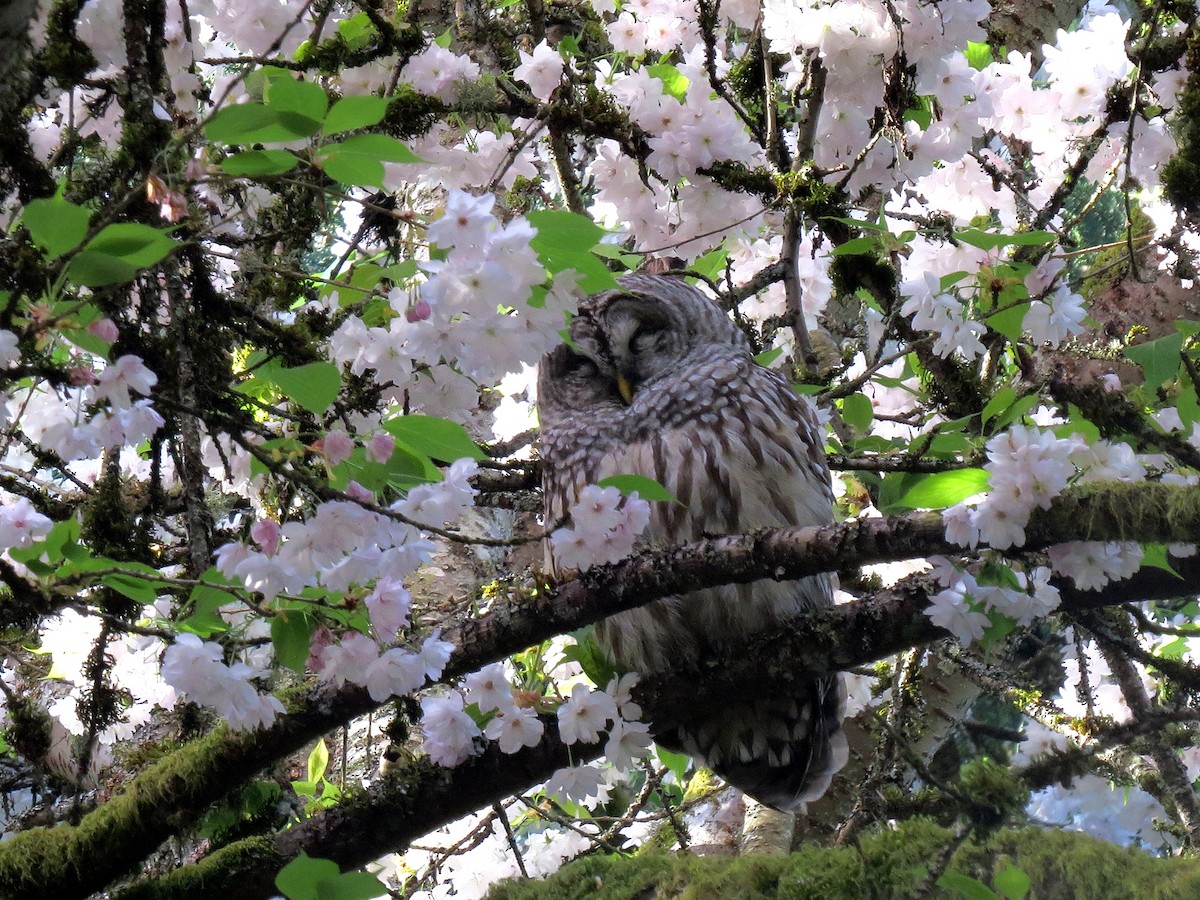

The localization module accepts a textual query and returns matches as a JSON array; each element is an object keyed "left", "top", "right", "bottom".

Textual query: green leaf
[
  {"left": 272, "top": 610, "right": 315, "bottom": 673},
  {"left": 692, "top": 245, "right": 728, "bottom": 281},
  {"left": 987, "top": 302, "right": 1029, "bottom": 343},
  {"left": 307, "top": 738, "right": 330, "bottom": 784},
  {"left": 66, "top": 223, "right": 177, "bottom": 287},
  {"left": 981, "top": 388, "right": 1017, "bottom": 425},
  {"left": 335, "top": 13, "right": 378, "bottom": 50},
  {"left": 21, "top": 197, "right": 92, "bottom": 259},
  {"left": 840, "top": 393, "right": 873, "bottom": 432},
  {"left": 876, "top": 471, "right": 919, "bottom": 515},
  {"left": 831, "top": 236, "right": 879, "bottom": 256},
  {"left": 956, "top": 228, "right": 1055, "bottom": 251},
  {"left": 206, "top": 103, "right": 317, "bottom": 144},
  {"left": 323, "top": 95, "right": 389, "bottom": 136},
  {"left": 527, "top": 210, "right": 618, "bottom": 292},
  {"left": 384, "top": 414, "right": 486, "bottom": 462},
  {"left": 657, "top": 746, "right": 690, "bottom": 782},
  {"left": 904, "top": 95, "right": 933, "bottom": 130},
  {"left": 276, "top": 853, "right": 339, "bottom": 900},
  {"left": 82, "top": 222, "right": 177, "bottom": 266},
  {"left": 996, "top": 393, "right": 1041, "bottom": 429},
  {"left": 179, "top": 583, "right": 234, "bottom": 637},
  {"left": 24, "top": 517, "right": 79, "bottom": 566},
  {"left": 980, "top": 607, "right": 1017, "bottom": 648},
  {"left": 266, "top": 77, "right": 328, "bottom": 123},
  {"left": 597, "top": 474, "right": 680, "bottom": 504},
  {"left": 937, "top": 871, "right": 997, "bottom": 900},
  {"left": 251, "top": 360, "right": 341, "bottom": 414},
  {"left": 1006, "top": 230, "right": 1059, "bottom": 246},
  {"left": 646, "top": 63, "right": 689, "bottom": 99},
  {"left": 964, "top": 41, "right": 993, "bottom": 70},
  {"left": 101, "top": 573, "right": 159, "bottom": 604},
  {"left": 1141, "top": 543, "right": 1182, "bottom": 578},
  {"left": 320, "top": 873, "right": 388, "bottom": 900},
  {"left": 899, "top": 468, "right": 989, "bottom": 509},
  {"left": 1176, "top": 319, "right": 1200, "bottom": 337},
  {"left": 318, "top": 134, "right": 422, "bottom": 187},
  {"left": 825, "top": 216, "right": 892, "bottom": 233},
  {"left": 562, "top": 629, "right": 617, "bottom": 688},
  {"left": 993, "top": 865, "right": 1031, "bottom": 900},
  {"left": 1127, "top": 332, "right": 1184, "bottom": 387},
  {"left": 220, "top": 150, "right": 300, "bottom": 177},
  {"left": 319, "top": 154, "right": 383, "bottom": 187},
  {"left": 754, "top": 346, "right": 783, "bottom": 367},
  {"left": 925, "top": 431, "right": 973, "bottom": 455},
  {"left": 976, "top": 559, "right": 1022, "bottom": 591}
]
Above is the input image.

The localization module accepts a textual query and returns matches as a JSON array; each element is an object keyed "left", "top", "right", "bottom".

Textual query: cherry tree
[{"left": 1, "top": 0, "right": 1200, "bottom": 896}]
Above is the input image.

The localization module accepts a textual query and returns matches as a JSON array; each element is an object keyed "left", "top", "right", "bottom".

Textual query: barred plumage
[{"left": 538, "top": 274, "right": 847, "bottom": 810}]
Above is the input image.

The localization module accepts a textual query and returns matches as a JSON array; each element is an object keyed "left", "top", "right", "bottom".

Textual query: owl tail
[{"left": 667, "top": 674, "right": 849, "bottom": 812}]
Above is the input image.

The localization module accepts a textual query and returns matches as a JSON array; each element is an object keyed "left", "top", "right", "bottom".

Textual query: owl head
[
  {"left": 536, "top": 343, "right": 626, "bottom": 419},
  {"left": 568, "top": 274, "right": 750, "bottom": 401}
]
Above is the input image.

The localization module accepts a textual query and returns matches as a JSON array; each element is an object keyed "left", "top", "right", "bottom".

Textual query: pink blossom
[
  {"left": 366, "top": 432, "right": 395, "bottom": 464},
  {"left": 250, "top": 518, "right": 282, "bottom": 556},
  {"left": 513, "top": 39, "right": 565, "bottom": 102},
  {"left": 317, "top": 429, "right": 355, "bottom": 466},
  {"left": 421, "top": 691, "right": 480, "bottom": 767},
  {"left": 557, "top": 683, "right": 617, "bottom": 744},
  {"left": 94, "top": 355, "right": 157, "bottom": 408},
  {"left": 0, "top": 497, "right": 52, "bottom": 551},
  {"left": 87, "top": 318, "right": 119, "bottom": 343},
  {"left": 363, "top": 647, "right": 426, "bottom": 701},
  {"left": 365, "top": 577, "right": 412, "bottom": 637},
  {"left": 318, "top": 631, "right": 379, "bottom": 688},
  {"left": 464, "top": 663, "right": 514, "bottom": 713},
  {"left": 484, "top": 705, "right": 545, "bottom": 753}
]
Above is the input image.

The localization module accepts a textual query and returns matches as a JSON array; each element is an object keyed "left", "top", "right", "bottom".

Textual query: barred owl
[{"left": 538, "top": 274, "right": 848, "bottom": 810}]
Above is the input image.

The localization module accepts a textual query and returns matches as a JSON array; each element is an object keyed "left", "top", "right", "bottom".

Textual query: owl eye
[{"left": 629, "top": 323, "right": 664, "bottom": 354}]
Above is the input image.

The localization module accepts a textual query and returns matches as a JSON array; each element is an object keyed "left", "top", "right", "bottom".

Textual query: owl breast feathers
[{"left": 539, "top": 274, "right": 848, "bottom": 811}]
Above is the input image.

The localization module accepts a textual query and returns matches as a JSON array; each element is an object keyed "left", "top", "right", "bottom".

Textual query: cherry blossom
[
  {"left": 513, "top": 40, "right": 565, "bottom": 102},
  {"left": 93, "top": 355, "right": 157, "bottom": 409},
  {"left": 557, "top": 683, "right": 618, "bottom": 745},
  {"left": 483, "top": 705, "right": 545, "bottom": 754},
  {"left": 421, "top": 692, "right": 481, "bottom": 768}
]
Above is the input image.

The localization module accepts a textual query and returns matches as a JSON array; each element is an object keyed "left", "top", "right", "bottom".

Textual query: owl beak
[{"left": 616, "top": 374, "right": 634, "bottom": 405}]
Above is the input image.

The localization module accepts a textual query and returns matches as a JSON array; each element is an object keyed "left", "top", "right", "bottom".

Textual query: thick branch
[
  {"left": 115, "top": 723, "right": 603, "bottom": 900},
  {"left": 6, "top": 480, "right": 1200, "bottom": 898}
]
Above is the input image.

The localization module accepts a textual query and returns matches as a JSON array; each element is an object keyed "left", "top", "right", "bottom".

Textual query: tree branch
[{"left": 7, "top": 480, "right": 1200, "bottom": 898}]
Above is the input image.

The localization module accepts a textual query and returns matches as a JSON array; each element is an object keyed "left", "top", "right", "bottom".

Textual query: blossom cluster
[
  {"left": 925, "top": 561, "right": 1061, "bottom": 646},
  {"left": 20, "top": 353, "right": 163, "bottom": 462},
  {"left": 548, "top": 485, "right": 652, "bottom": 571},
  {"left": 929, "top": 426, "right": 1151, "bottom": 642},
  {"left": 162, "top": 633, "right": 285, "bottom": 731},
  {"left": 328, "top": 191, "right": 574, "bottom": 412},
  {"left": 945, "top": 426, "right": 1144, "bottom": 556},
  {"left": 316, "top": 630, "right": 454, "bottom": 704},
  {"left": 214, "top": 458, "right": 477, "bottom": 603}
]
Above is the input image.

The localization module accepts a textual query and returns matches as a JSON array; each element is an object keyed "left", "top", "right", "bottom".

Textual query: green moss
[
  {"left": 958, "top": 758, "right": 1030, "bottom": 826},
  {"left": 113, "top": 836, "right": 278, "bottom": 900},
  {"left": 36, "top": 0, "right": 98, "bottom": 87},
  {"left": 1162, "top": 28, "right": 1200, "bottom": 214},
  {"left": 0, "top": 726, "right": 233, "bottom": 896},
  {"left": 486, "top": 819, "right": 1200, "bottom": 900}
]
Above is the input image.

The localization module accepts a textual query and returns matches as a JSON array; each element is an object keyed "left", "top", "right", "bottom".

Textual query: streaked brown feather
[{"left": 538, "top": 275, "right": 847, "bottom": 810}]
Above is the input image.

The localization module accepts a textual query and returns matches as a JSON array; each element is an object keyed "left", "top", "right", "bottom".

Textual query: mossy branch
[{"left": 7, "top": 481, "right": 1200, "bottom": 898}]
